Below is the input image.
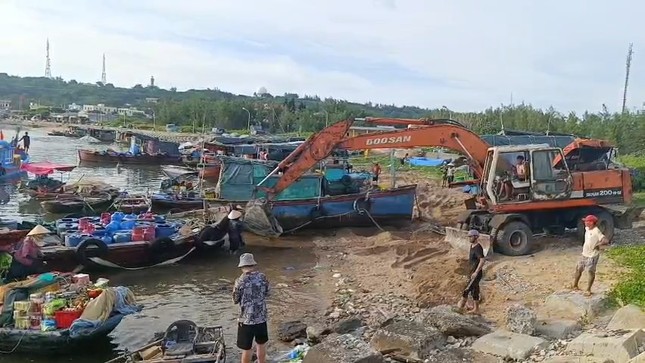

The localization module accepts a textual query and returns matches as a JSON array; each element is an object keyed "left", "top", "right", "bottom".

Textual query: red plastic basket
[{"left": 54, "top": 310, "right": 82, "bottom": 329}]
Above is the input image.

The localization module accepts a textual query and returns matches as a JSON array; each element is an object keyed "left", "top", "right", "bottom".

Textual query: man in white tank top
[{"left": 571, "top": 214, "right": 610, "bottom": 296}]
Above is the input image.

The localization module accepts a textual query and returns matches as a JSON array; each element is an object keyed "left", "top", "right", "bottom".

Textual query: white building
[
  {"left": 68, "top": 103, "right": 81, "bottom": 111},
  {"left": 117, "top": 107, "right": 146, "bottom": 117},
  {"left": 0, "top": 100, "right": 10, "bottom": 109}
]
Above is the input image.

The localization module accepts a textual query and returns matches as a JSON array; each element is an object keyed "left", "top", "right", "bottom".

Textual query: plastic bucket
[
  {"left": 111, "top": 212, "right": 125, "bottom": 222},
  {"left": 143, "top": 226, "right": 156, "bottom": 241},
  {"left": 57, "top": 223, "right": 79, "bottom": 235},
  {"left": 131, "top": 226, "right": 145, "bottom": 241},
  {"left": 120, "top": 220, "right": 136, "bottom": 230},
  {"left": 65, "top": 234, "right": 89, "bottom": 248},
  {"left": 113, "top": 231, "right": 132, "bottom": 244},
  {"left": 155, "top": 224, "right": 176, "bottom": 239}
]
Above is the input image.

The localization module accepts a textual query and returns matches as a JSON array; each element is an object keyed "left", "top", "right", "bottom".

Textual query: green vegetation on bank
[
  {"left": 3, "top": 74, "right": 645, "bottom": 156},
  {"left": 607, "top": 245, "right": 645, "bottom": 307}
]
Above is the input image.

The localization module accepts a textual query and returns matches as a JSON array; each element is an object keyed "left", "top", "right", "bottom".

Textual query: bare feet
[
  {"left": 467, "top": 308, "right": 481, "bottom": 315},
  {"left": 583, "top": 290, "right": 592, "bottom": 297},
  {"left": 570, "top": 285, "right": 580, "bottom": 291}
]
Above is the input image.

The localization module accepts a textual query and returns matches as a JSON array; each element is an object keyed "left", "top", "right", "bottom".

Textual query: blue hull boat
[
  {"left": 270, "top": 184, "right": 417, "bottom": 232},
  {"left": 0, "top": 313, "right": 124, "bottom": 355}
]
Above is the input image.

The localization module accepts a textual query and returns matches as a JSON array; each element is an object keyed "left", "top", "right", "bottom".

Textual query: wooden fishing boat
[
  {"left": 0, "top": 314, "right": 124, "bottom": 355},
  {"left": 198, "top": 163, "right": 221, "bottom": 183},
  {"left": 78, "top": 149, "right": 183, "bottom": 165},
  {"left": 40, "top": 194, "right": 115, "bottom": 214},
  {"left": 0, "top": 229, "right": 29, "bottom": 249},
  {"left": 107, "top": 320, "right": 225, "bottom": 363},
  {"left": 151, "top": 194, "right": 206, "bottom": 213},
  {"left": 115, "top": 195, "right": 151, "bottom": 214}
]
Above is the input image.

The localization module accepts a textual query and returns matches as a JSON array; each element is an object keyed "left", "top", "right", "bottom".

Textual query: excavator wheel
[
  {"left": 495, "top": 221, "right": 533, "bottom": 256},
  {"left": 576, "top": 209, "right": 615, "bottom": 242}
]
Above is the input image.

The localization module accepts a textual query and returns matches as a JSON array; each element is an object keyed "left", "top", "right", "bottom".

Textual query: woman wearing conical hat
[{"left": 4, "top": 225, "right": 50, "bottom": 282}]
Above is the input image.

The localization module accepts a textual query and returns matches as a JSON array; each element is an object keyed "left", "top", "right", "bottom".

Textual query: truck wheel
[
  {"left": 495, "top": 221, "right": 533, "bottom": 256},
  {"left": 576, "top": 210, "right": 615, "bottom": 242}
]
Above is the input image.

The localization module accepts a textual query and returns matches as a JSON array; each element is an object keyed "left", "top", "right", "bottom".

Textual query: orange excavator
[{"left": 258, "top": 118, "right": 642, "bottom": 256}]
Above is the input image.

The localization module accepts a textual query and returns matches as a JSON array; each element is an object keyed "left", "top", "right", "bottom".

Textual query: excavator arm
[{"left": 259, "top": 118, "right": 491, "bottom": 199}]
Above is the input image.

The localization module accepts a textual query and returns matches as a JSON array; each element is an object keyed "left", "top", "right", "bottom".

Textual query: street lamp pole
[
  {"left": 152, "top": 110, "right": 156, "bottom": 131},
  {"left": 242, "top": 107, "right": 251, "bottom": 131}
]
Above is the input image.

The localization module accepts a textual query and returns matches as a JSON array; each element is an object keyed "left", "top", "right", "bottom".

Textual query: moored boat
[
  {"left": 0, "top": 274, "right": 141, "bottom": 355},
  {"left": 106, "top": 320, "right": 226, "bottom": 363},
  {"left": 114, "top": 195, "right": 151, "bottom": 214},
  {"left": 40, "top": 193, "right": 115, "bottom": 214},
  {"left": 78, "top": 149, "right": 183, "bottom": 165}
]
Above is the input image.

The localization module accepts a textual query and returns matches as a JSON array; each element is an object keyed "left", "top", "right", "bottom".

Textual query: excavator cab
[{"left": 482, "top": 145, "right": 573, "bottom": 204}]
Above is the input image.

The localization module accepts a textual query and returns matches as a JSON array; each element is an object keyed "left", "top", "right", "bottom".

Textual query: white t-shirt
[{"left": 582, "top": 227, "right": 605, "bottom": 258}]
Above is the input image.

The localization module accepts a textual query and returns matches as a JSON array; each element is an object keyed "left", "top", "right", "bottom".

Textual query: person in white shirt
[{"left": 571, "top": 214, "right": 610, "bottom": 296}]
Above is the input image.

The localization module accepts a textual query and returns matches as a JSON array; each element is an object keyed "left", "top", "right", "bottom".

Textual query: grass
[{"left": 606, "top": 245, "right": 645, "bottom": 307}]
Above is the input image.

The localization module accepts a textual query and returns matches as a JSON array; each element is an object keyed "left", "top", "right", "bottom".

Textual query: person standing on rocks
[
  {"left": 457, "top": 229, "right": 486, "bottom": 314},
  {"left": 571, "top": 214, "right": 610, "bottom": 296},
  {"left": 233, "top": 253, "right": 270, "bottom": 363}
]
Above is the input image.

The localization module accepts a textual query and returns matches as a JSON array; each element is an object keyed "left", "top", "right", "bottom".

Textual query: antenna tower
[
  {"left": 45, "top": 39, "right": 52, "bottom": 78},
  {"left": 101, "top": 53, "right": 107, "bottom": 84},
  {"left": 621, "top": 43, "right": 634, "bottom": 114}
]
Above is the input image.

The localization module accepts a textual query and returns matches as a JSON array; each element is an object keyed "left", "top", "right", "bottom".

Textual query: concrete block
[
  {"left": 608, "top": 305, "right": 645, "bottom": 331},
  {"left": 303, "top": 334, "right": 385, "bottom": 363},
  {"left": 535, "top": 319, "right": 582, "bottom": 340},
  {"left": 471, "top": 329, "right": 549, "bottom": 360},
  {"left": 628, "top": 350, "right": 645, "bottom": 363},
  {"left": 544, "top": 292, "right": 609, "bottom": 319},
  {"left": 566, "top": 329, "right": 645, "bottom": 362}
]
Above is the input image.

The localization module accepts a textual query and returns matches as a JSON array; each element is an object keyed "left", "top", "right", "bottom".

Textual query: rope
[
  {"left": 88, "top": 247, "right": 196, "bottom": 270},
  {"left": 0, "top": 330, "right": 27, "bottom": 354}
]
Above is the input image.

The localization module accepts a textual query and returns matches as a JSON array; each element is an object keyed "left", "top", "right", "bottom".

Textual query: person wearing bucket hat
[
  {"left": 456, "top": 229, "right": 486, "bottom": 314},
  {"left": 4, "top": 225, "right": 50, "bottom": 282},
  {"left": 226, "top": 209, "right": 245, "bottom": 255},
  {"left": 571, "top": 214, "right": 610, "bottom": 296},
  {"left": 233, "top": 253, "right": 270, "bottom": 363}
]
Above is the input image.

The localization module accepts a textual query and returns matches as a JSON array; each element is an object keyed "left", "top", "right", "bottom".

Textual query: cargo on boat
[
  {"left": 0, "top": 213, "right": 204, "bottom": 272},
  {"left": 114, "top": 194, "right": 151, "bottom": 214},
  {"left": 40, "top": 193, "right": 115, "bottom": 214},
  {"left": 0, "top": 273, "right": 141, "bottom": 355}
]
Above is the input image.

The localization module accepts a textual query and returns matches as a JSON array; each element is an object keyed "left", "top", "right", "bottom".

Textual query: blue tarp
[{"left": 409, "top": 157, "right": 445, "bottom": 167}]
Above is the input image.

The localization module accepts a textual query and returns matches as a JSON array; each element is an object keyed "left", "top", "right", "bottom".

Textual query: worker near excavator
[
  {"left": 457, "top": 229, "right": 486, "bottom": 315},
  {"left": 371, "top": 162, "right": 381, "bottom": 185},
  {"left": 571, "top": 214, "right": 610, "bottom": 296},
  {"left": 514, "top": 155, "right": 527, "bottom": 181}
]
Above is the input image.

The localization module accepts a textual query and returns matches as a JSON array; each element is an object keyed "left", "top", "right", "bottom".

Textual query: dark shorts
[
  {"left": 447, "top": 175, "right": 455, "bottom": 184},
  {"left": 372, "top": 175, "right": 379, "bottom": 182},
  {"left": 237, "top": 322, "right": 268, "bottom": 350}
]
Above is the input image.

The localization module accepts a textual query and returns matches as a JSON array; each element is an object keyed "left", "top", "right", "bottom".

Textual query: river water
[{"left": 0, "top": 126, "right": 321, "bottom": 362}]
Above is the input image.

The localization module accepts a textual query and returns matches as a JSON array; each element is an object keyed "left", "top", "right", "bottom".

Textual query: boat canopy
[
  {"left": 21, "top": 162, "right": 76, "bottom": 175},
  {"left": 216, "top": 156, "right": 322, "bottom": 201}
]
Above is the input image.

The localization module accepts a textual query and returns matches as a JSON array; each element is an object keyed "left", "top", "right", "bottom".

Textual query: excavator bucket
[
  {"left": 243, "top": 199, "right": 284, "bottom": 238},
  {"left": 444, "top": 227, "right": 493, "bottom": 256}
]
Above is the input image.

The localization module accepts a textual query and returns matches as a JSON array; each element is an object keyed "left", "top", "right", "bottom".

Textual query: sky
[{"left": 1, "top": 0, "right": 644, "bottom": 113}]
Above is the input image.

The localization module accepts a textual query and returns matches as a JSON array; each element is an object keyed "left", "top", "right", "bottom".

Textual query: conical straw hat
[{"left": 27, "top": 225, "right": 51, "bottom": 236}]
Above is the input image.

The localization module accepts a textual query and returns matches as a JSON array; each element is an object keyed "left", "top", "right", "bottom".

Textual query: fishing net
[{"left": 243, "top": 199, "right": 283, "bottom": 237}]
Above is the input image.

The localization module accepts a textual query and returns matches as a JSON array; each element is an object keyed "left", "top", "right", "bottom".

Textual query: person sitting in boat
[
  {"left": 4, "top": 225, "right": 49, "bottom": 283},
  {"left": 227, "top": 210, "right": 245, "bottom": 255}
]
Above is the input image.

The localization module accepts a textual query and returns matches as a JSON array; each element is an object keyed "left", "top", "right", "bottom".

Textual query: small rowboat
[
  {"left": 115, "top": 195, "right": 151, "bottom": 214},
  {"left": 107, "top": 320, "right": 226, "bottom": 363}
]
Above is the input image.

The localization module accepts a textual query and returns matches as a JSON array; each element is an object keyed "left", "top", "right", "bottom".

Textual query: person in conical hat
[
  {"left": 227, "top": 208, "right": 245, "bottom": 254},
  {"left": 4, "top": 225, "right": 50, "bottom": 282}
]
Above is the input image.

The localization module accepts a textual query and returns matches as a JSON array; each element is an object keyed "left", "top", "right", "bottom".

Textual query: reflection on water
[{"left": 0, "top": 126, "right": 319, "bottom": 363}]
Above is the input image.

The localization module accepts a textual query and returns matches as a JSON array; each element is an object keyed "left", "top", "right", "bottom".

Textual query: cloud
[{"left": 1, "top": 0, "right": 644, "bottom": 113}]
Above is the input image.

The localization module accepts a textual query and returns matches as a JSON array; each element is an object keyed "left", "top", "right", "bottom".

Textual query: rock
[
  {"left": 535, "top": 319, "right": 582, "bottom": 340},
  {"left": 506, "top": 304, "right": 537, "bottom": 335},
  {"left": 334, "top": 317, "right": 364, "bottom": 334},
  {"left": 607, "top": 304, "right": 645, "bottom": 331},
  {"left": 542, "top": 356, "right": 611, "bottom": 363},
  {"left": 306, "top": 324, "right": 331, "bottom": 344},
  {"left": 303, "top": 334, "right": 385, "bottom": 363},
  {"left": 277, "top": 321, "right": 307, "bottom": 342},
  {"left": 369, "top": 319, "right": 445, "bottom": 360},
  {"left": 544, "top": 292, "right": 609, "bottom": 319},
  {"left": 417, "top": 304, "right": 492, "bottom": 338},
  {"left": 423, "top": 348, "right": 499, "bottom": 363},
  {"left": 628, "top": 351, "right": 645, "bottom": 363},
  {"left": 566, "top": 329, "right": 645, "bottom": 362},
  {"left": 471, "top": 330, "right": 549, "bottom": 360}
]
